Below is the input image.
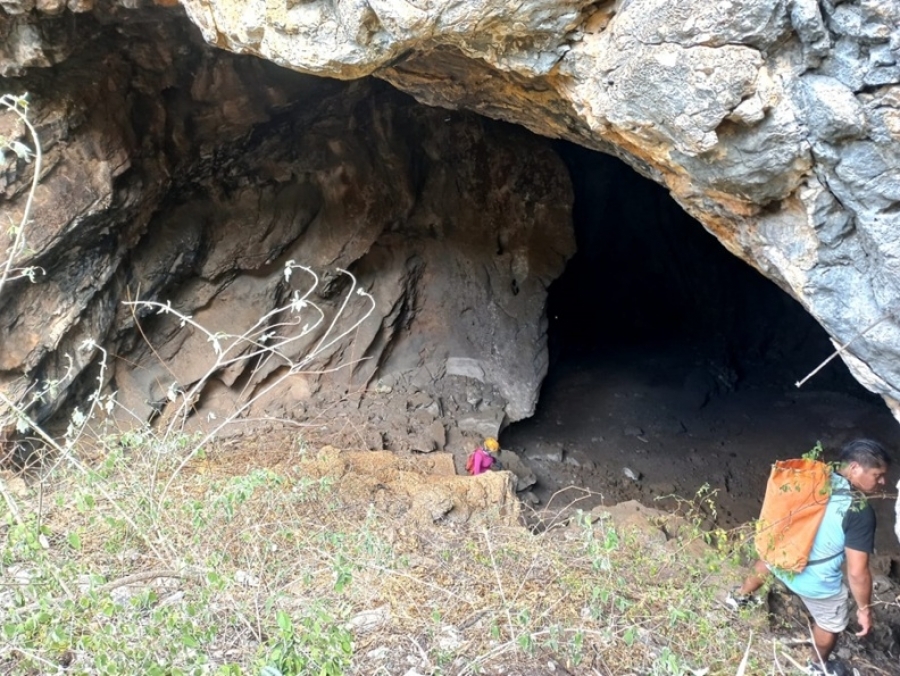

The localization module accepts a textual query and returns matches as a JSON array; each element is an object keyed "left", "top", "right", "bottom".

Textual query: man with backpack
[{"left": 727, "top": 439, "right": 891, "bottom": 676}]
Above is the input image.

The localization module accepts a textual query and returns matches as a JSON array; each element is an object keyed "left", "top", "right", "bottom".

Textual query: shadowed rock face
[
  {"left": 175, "top": 0, "right": 900, "bottom": 414},
  {"left": 1, "top": 0, "right": 899, "bottom": 452},
  {"left": 0, "top": 6, "right": 573, "bottom": 450}
]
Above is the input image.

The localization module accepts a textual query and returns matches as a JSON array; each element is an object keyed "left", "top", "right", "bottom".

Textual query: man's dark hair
[{"left": 839, "top": 438, "right": 891, "bottom": 469}]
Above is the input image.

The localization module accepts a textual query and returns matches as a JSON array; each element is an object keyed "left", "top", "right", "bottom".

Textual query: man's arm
[{"left": 845, "top": 547, "right": 873, "bottom": 637}]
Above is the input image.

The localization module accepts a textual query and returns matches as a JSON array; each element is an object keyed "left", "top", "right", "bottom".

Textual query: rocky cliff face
[
  {"left": 0, "top": 5, "right": 573, "bottom": 453},
  {"left": 1, "top": 0, "right": 899, "bottom": 452}
]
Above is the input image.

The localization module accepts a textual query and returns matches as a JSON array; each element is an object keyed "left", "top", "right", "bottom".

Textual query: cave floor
[{"left": 502, "top": 341, "right": 900, "bottom": 557}]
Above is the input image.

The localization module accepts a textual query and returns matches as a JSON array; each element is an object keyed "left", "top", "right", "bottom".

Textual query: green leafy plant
[
  {"left": 257, "top": 608, "right": 352, "bottom": 676},
  {"left": 802, "top": 440, "right": 824, "bottom": 462}
]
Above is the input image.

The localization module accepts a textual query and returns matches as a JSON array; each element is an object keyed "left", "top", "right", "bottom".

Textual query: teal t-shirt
[{"left": 771, "top": 474, "right": 876, "bottom": 599}]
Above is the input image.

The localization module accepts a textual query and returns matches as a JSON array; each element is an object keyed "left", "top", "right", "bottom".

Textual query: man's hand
[{"left": 855, "top": 606, "right": 873, "bottom": 637}]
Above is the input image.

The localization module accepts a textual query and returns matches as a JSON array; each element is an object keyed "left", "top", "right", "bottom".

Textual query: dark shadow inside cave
[
  {"left": 502, "top": 143, "right": 900, "bottom": 554},
  {"left": 546, "top": 142, "right": 865, "bottom": 388}
]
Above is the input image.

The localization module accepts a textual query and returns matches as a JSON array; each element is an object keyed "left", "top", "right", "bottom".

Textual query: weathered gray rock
[
  {"left": 346, "top": 606, "right": 391, "bottom": 634},
  {"left": 799, "top": 75, "right": 868, "bottom": 142},
  {"left": 497, "top": 449, "right": 537, "bottom": 492}
]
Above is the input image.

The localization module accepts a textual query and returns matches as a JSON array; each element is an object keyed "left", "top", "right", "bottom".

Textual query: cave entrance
[{"left": 502, "top": 143, "right": 900, "bottom": 551}]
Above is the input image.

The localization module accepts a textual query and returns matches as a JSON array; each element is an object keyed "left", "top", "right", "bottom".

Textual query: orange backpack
[{"left": 754, "top": 458, "right": 832, "bottom": 572}]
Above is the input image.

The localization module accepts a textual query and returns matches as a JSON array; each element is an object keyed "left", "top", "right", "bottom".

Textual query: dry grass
[{"left": 1, "top": 432, "right": 813, "bottom": 676}]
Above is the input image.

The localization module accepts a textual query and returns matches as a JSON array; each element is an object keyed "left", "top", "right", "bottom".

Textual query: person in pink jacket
[{"left": 466, "top": 437, "right": 501, "bottom": 475}]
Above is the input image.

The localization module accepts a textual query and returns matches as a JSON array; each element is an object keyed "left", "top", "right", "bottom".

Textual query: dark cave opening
[
  {"left": 502, "top": 143, "right": 900, "bottom": 553},
  {"left": 546, "top": 143, "right": 861, "bottom": 389}
]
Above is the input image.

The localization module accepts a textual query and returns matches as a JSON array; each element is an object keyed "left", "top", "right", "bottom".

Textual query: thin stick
[
  {"left": 779, "top": 650, "right": 807, "bottom": 672},
  {"left": 98, "top": 569, "right": 190, "bottom": 593},
  {"left": 0, "top": 477, "right": 23, "bottom": 525},
  {"left": 0, "top": 94, "right": 43, "bottom": 295},
  {"left": 773, "top": 640, "right": 787, "bottom": 675},
  {"left": 735, "top": 630, "right": 752, "bottom": 676},
  {"left": 796, "top": 313, "right": 892, "bottom": 388}
]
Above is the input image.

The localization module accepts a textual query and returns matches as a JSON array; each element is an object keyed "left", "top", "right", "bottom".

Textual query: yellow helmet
[{"left": 483, "top": 437, "right": 500, "bottom": 452}]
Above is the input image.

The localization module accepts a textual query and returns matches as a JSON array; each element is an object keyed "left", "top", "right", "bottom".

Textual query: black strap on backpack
[
  {"left": 806, "top": 489, "right": 867, "bottom": 567},
  {"left": 806, "top": 550, "right": 843, "bottom": 566}
]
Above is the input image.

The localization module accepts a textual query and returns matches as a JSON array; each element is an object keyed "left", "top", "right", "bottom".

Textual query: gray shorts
[{"left": 797, "top": 584, "right": 850, "bottom": 633}]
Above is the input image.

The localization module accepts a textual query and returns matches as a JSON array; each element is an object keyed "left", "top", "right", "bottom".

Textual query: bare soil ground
[{"left": 503, "top": 342, "right": 900, "bottom": 552}]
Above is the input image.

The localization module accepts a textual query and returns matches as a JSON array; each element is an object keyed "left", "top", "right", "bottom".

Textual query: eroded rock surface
[
  {"left": 301, "top": 446, "right": 522, "bottom": 526},
  {"left": 2, "top": 0, "right": 900, "bottom": 454},
  {"left": 0, "top": 8, "right": 573, "bottom": 453},
  {"left": 169, "top": 0, "right": 900, "bottom": 416}
]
